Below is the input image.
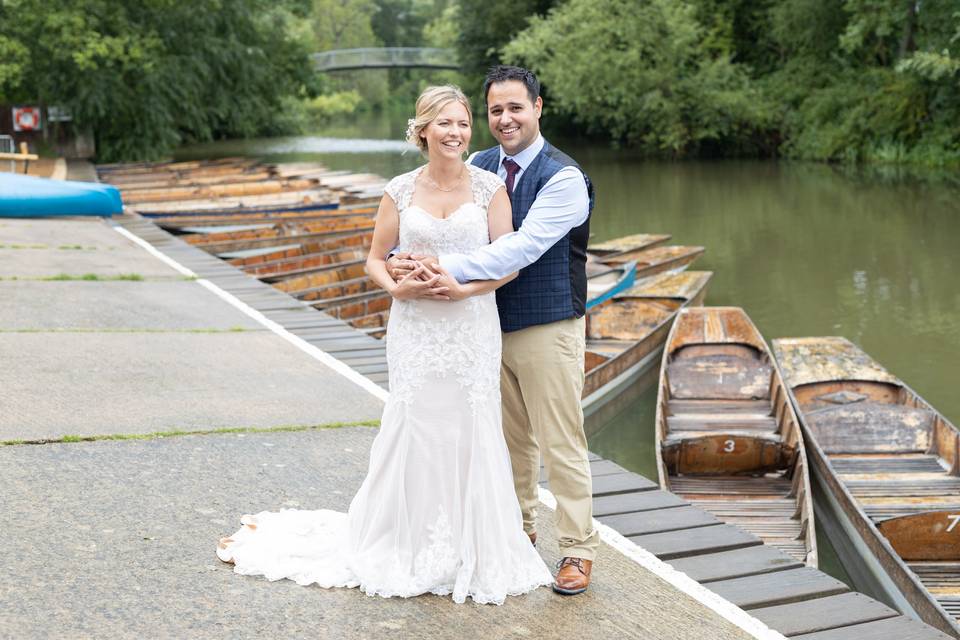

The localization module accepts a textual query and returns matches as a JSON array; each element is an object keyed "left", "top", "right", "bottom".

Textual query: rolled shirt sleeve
[{"left": 439, "top": 166, "right": 590, "bottom": 283}]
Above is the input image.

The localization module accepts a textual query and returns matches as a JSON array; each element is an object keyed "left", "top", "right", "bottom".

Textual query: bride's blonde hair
[{"left": 406, "top": 85, "right": 472, "bottom": 156}]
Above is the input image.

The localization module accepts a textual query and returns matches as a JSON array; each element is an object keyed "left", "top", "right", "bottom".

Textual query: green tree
[
  {"left": 504, "top": 0, "right": 773, "bottom": 155},
  {"left": 456, "top": 0, "right": 556, "bottom": 77},
  {"left": 0, "top": 0, "right": 314, "bottom": 161}
]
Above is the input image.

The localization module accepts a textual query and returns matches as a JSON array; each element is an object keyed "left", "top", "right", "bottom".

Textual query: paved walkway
[
  {"left": 0, "top": 216, "right": 383, "bottom": 440},
  {"left": 0, "top": 214, "right": 762, "bottom": 639}
]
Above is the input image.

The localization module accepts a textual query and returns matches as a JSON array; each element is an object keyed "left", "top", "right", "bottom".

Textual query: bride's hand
[
  {"left": 390, "top": 262, "right": 450, "bottom": 301},
  {"left": 432, "top": 266, "right": 469, "bottom": 301}
]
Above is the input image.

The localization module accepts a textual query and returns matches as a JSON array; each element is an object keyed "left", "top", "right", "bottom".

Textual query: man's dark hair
[{"left": 483, "top": 65, "right": 540, "bottom": 106}]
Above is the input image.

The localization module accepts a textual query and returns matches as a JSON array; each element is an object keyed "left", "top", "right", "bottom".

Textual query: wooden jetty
[
  {"left": 772, "top": 337, "right": 960, "bottom": 638},
  {"left": 101, "top": 157, "right": 953, "bottom": 640},
  {"left": 654, "top": 307, "right": 817, "bottom": 566},
  {"left": 545, "top": 452, "right": 951, "bottom": 639}
]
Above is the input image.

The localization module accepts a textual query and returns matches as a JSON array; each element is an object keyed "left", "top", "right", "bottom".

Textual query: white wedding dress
[{"left": 217, "top": 165, "right": 552, "bottom": 604}]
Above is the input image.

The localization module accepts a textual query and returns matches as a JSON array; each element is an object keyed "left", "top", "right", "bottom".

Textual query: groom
[{"left": 392, "top": 65, "right": 598, "bottom": 594}]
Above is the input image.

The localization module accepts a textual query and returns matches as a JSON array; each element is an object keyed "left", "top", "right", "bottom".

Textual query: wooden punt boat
[
  {"left": 126, "top": 189, "right": 340, "bottom": 214},
  {"left": 772, "top": 337, "right": 960, "bottom": 638},
  {"left": 120, "top": 178, "right": 323, "bottom": 205},
  {"left": 185, "top": 219, "right": 377, "bottom": 255},
  {"left": 588, "top": 233, "right": 671, "bottom": 259},
  {"left": 582, "top": 270, "right": 712, "bottom": 409},
  {"left": 654, "top": 307, "right": 817, "bottom": 566},
  {"left": 152, "top": 205, "right": 362, "bottom": 229},
  {"left": 596, "top": 244, "right": 705, "bottom": 279}
]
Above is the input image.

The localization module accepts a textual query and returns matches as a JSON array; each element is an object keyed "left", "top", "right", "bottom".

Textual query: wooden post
[{"left": 19, "top": 142, "right": 30, "bottom": 174}]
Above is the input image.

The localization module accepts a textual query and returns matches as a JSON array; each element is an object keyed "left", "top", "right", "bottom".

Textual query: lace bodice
[{"left": 384, "top": 165, "right": 505, "bottom": 256}]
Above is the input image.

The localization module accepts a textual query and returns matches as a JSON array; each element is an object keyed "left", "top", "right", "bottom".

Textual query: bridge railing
[{"left": 311, "top": 47, "right": 459, "bottom": 71}]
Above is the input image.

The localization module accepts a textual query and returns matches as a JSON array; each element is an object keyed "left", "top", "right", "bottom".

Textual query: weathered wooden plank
[
  {"left": 588, "top": 472, "right": 659, "bottom": 496},
  {"left": 749, "top": 592, "right": 899, "bottom": 636},
  {"left": 592, "top": 490, "right": 688, "bottom": 517},
  {"left": 667, "top": 544, "right": 803, "bottom": 583},
  {"left": 790, "top": 615, "right": 954, "bottom": 640},
  {"left": 600, "top": 505, "right": 718, "bottom": 536},
  {"left": 706, "top": 567, "right": 848, "bottom": 610},
  {"left": 539, "top": 461, "right": 638, "bottom": 483},
  {"left": 629, "top": 524, "right": 761, "bottom": 560},
  {"left": 588, "top": 459, "right": 631, "bottom": 476}
]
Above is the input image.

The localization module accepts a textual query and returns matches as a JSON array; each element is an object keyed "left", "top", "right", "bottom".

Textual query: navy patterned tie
[{"left": 502, "top": 158, "right": 521, "bottom": 197}]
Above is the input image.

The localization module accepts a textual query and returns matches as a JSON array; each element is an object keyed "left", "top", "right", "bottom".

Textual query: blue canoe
[{"left": 0, "top": 173, "right": 123, "bottom": 218}]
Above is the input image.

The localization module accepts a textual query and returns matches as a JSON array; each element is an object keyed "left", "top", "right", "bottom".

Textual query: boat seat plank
[
  {"left": 667, "top": 544, "right": 804, "bottom": 583},
  {"left": 749, "top": 592, "right": 899, "bottom": 637},
  {"left": 670, "top": 475, "right": 793, "bottom": 497},
  {"left": 829, "top": 454, "right": 945, "bottom": 475},
  {"left": 667, "top": 355, "right": 772, "bottom": 400},
  {"left": 592, "top": 490, "right": 688, "bottom": 517},
  {"left": 844, "top": 477, "right": 960, "bottom": 497},
  {"left": 790, "top": 615, "right": 955, "bottom": 640},
  {"left": 669, "top": 399, "right": 773, "bottom": 415},
  {"left": 666, "top": 416, "right": 779, "bottom": 437},
  {"left": 629, "top": 523, "right": 761, "bottom": 560},
  {"left": 599, "top": 505, "right": 719, "bottom": 536},
  {"left": 705, "top": 566, "right": 848, "bottom": 610},
  {"left": 807, "top": 403, "right": 935, "bottom": 453},
  {"left": 865, "top": 502, "right": 960, "bottom": 521}
]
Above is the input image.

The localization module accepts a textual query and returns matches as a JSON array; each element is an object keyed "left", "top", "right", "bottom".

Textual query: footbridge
[{"left": 311, "top": 47, "right": 459, "bottom": 72}]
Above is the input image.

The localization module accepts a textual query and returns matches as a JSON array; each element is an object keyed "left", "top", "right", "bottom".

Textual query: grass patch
[
  {"left": 1, "top": 420, "right": 380, "bottom": 446},
  {"left": 40, "top": 273, "right": 144, "bottom": 281},
  {"left": 0, "top": 243, "right": 48, "bottom": 249}
]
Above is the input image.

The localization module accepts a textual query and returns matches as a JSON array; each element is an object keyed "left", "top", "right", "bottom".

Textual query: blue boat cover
[{"left": 0, "top": 173, "right": 123, "bottom": 218}]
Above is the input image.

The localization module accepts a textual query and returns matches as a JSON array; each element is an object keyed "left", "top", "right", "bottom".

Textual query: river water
[{"left": 179, "top": 114, "right": 960, "bottom": 581}]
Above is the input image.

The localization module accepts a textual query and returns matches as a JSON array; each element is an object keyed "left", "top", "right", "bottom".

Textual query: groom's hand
[{"left": 387, "top": 253, "right": 440, "bottom": 282}]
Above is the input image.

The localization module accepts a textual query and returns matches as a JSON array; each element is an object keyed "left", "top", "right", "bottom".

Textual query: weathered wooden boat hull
[
  {"left": 582, "top": 271, "right": 712, "bottom": 410},
  {"left": 654, "top": 307, "right": 818, "bottom": 567},
  {"left": 772, "top": 337, "right": 960, "bottom": 638},
  {"left": 587, "top": 233, "right": 671, "bottom": 258},
  {"left": 598, "top": 244, "right": 706, "bottom": 280}
]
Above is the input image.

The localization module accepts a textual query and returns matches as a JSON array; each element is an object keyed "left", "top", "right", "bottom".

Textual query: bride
[{"left": 216, "top": 85, "right": 553, "bottom": 604}]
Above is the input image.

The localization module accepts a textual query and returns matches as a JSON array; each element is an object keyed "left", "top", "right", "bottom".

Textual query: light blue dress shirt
[{"left": 439, "top": 135, "right": 590, "bottom": 283}]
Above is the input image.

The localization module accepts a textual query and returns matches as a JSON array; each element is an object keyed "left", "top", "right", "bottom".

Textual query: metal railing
[
  {"left": 311, "top": 47, "right": 459, "bottom": 72},
  {"left": 0, "top": 135, "right": 14, "bottom": 173}
]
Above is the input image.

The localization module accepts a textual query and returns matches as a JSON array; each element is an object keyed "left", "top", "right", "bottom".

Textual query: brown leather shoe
[
  {"left": 528, "top": 531, "right": 537, "bottom": 547},
  {"left": 553, "top": 557, "right": 592, "bottom": 595}
]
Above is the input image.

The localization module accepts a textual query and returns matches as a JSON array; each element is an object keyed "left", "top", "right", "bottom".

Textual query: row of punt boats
[
  {"left": 99, "top": 157, "right": 959, "bottom": 638},
  {"left": 654, "top": 310, "right": 959, "bottom": 637}
]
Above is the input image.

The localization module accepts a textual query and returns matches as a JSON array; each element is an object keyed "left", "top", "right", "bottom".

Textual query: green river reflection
[{"left": 179, "top": 118, "right": 959, "bottom": 582}]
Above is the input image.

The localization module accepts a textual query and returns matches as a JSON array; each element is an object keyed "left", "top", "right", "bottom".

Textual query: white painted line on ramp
[{"left": 112, "top": 224, "right": 389, "bottom": 403}]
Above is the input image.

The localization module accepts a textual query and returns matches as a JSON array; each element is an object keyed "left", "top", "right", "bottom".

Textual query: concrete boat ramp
[
  {"left": 1, "top": 201, "right": 952, "bottom": 638},
  {"left": 1, "top": 215, "right": 760, "bottom": 639}
]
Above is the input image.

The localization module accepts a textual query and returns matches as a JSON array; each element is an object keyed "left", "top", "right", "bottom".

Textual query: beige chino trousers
[{"left": 500, "top": 315, "right": 600, "bottom": 561}]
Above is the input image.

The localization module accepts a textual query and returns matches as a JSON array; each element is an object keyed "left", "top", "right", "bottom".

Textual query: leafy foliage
[
  {"left": 0, "top": 0, "right": 314, "bottom": 161},
  {"left": 504, "top": 0, "right": 773, "bottom": 155},
  {"left": 489, "top": 0, "right": 960, "bottom": 164}
]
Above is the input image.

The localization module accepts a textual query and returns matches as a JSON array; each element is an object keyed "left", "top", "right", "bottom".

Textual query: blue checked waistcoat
[{"left": 472, "top": 140, "right": 595, "bottom": 333}]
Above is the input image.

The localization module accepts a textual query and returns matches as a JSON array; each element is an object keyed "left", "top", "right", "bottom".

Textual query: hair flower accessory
[{"left": 405, "top": 118, "right": 416, "bottom": 142}]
